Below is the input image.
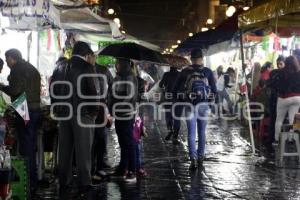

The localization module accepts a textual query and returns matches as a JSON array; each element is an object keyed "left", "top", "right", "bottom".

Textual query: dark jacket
[
  {"left": 159, "top": 69, "right": 180, "bottom": 92},
  {"left": 277, "top": 70, "right": 300, "bottom": 98},
  {"left": 1, "top": 60, "right": 40, "bottom": 110},
  {"left": 173, "top": 64, "right": 217, "bottom": 101},
  {"left": 95, "top": 64, "right": 113, "bottom": 102},
  {"left": 223, "top": 74, "right": 231, "bottom": 88},
  {"left": 137, "top": 76, "right": 145, "bottom": 102},
  {"left": 51, "top": 56, "right": 100, "bottom": 117},
  {"left": 95, "top": 64, "right": 113, "bottom": 124},
  {"left": 108, "top": 72, "right": 138, "bottom": 118}
]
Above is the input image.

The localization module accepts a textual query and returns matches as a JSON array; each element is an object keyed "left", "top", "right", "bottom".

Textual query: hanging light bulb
[
  {"left": 108, "top": 8, "right": 115, "bottom": 15},
  {"left": 177, "top": 40, "right": 181, "bottom": 44},
  {"left": 206, "top": 19, "right": 213, "bottom": 24},
  {"left": 228, "top": 6, "right": 236, "bottom": 13},
  {"left": 189, "top": 33, "right": 193, "bottom": 37}
]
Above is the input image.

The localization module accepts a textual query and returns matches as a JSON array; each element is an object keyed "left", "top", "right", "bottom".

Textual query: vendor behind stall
[{"left": 0, "top": 49, "right": 41, "bottom": 196}]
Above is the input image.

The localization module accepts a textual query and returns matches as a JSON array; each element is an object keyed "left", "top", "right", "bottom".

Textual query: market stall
[{"left": 0, "top": 1, "right": 125, "bottom": 198}]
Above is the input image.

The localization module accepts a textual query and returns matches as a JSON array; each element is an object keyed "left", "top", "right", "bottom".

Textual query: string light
[
  {"left": 207, "top": 19, "right": 213, "bottom": 24},
  {"left": 201, "top": 27, "right": 209, "bottom": 32}
]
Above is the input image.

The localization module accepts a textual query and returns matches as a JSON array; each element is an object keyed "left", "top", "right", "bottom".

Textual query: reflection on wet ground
[{"left": 35, "top": 110, "right": 300, "bottom": 200}]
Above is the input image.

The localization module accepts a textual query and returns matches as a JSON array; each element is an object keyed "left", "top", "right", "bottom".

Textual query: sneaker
[
  {"left": 189, "top": 158, "right": 197, "bottom": 170},
  {"left": 92, "top": 170, "right": 108, "bottom": 183},
  {"left": 124, "top": 172, "right": 137, "bottom": 183},
  {"left": 137, "top": 168, "right": 147, "bottom": 178}
]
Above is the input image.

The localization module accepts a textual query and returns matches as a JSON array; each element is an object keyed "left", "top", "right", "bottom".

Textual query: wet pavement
[{"left": 34, "top": 109, "right": 300, "bottom": 200}]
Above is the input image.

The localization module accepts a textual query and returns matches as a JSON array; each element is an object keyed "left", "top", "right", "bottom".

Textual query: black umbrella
[{"left": 98, "top": 43, "right": 166, "bottom": 63}]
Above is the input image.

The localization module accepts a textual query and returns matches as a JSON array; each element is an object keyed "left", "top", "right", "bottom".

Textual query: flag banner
[{"left": 11, "top": 92, "right": 30, "bottom": 123}]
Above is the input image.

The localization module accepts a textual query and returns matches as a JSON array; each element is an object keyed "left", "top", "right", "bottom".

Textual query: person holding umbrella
[{"left": 108, "top": 58, "right": 138, "bottom": 183}]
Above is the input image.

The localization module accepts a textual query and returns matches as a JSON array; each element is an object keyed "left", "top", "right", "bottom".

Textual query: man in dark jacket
[
  {"left": 159, "top": 67, "right": 180, "bottom": 142},
  {"left": 52, "top": 41, "right": 100, "bottom": 193},
  {"left": 92, "top": 63, "right": 113, "bottom": 180},
  {"left": 0, "top": 49, "right": 41, "bottom": 195},
  {"left": 173, "top": 49, "right": 217, "bottom": 170}
]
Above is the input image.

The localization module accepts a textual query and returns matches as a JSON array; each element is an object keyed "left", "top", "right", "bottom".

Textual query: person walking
[
  {"left": 159, "top": 66, "right": 180, "bottom": 142},
  {"left": 0, "top": 49, "right": 41, "bottom": 195},
  {"left": 173, "top": 49, "right": 217, "bottom": 170},
  {"left": 51, "top": 41, "right": 100, "bottom": 193},
  {"left": 216, "top": 67, "right": 235, "bottom": 115}
]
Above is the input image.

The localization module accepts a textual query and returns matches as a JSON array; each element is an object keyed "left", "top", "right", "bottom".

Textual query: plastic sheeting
[
  {"left": 0, "top": 0, "right": 124, "bottom": 39},
  {"left": 239, "top": 0, "right": 300, "bottom": 30}
]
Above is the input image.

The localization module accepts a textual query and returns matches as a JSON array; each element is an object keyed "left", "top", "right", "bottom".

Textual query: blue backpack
[{"left": 184, "top": 69, "right": 210, "bottom": 105}]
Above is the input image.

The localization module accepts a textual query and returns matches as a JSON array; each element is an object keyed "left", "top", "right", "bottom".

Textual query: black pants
[
  {"left": 115, "top": 119, "right": 135, "bottom": 173},
  {"left": 15, "top": 109, "right": 41, "bottom": 190},
  {"left": 58, "top": 116, "right": 95, "bottom": 187},
  {"left": 92, "top": 126, "right": 108, "bottom": 172}
]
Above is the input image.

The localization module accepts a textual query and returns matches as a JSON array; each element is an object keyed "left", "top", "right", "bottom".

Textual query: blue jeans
[
  {"left": 185, "top": 104, "right": 209, "bottom": 159},
  {"left": 135, "top": 142, "right": 142, "bottom": 170}
]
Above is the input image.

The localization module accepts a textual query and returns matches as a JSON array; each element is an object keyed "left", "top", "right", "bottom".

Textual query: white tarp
[
  {"left": 77, "top": 33, "right": 160, "bottom": 51},
  {"left": 0, "top": 0, "right": 124, "bottom": 39}
]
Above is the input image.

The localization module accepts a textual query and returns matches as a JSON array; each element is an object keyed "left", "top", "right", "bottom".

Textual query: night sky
[{"left": 114, "top": 0, "right": 210, "bottom": 48}]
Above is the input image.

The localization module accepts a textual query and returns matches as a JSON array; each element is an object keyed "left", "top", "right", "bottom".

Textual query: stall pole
[
  {"left": 239, "top": 29, "right": 255, "bottom": 155},
  {"left": 37, "top": 31, "right": 40, "bottom": 70},
  {"left": 234, "top": 64, "right": 240, "bottom": 108}
]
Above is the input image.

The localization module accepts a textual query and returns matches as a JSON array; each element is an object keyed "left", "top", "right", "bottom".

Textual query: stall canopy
[
  {"left": 78, "top": 33, "right": 160, "bottom": 51},
  {"left": 0, "top": 0, "right": 124, "bottom": 39},
  {"left": 176, "top": 11, "right": 241, "bottom": 53},
  {"left": 238, "top": 0, "right": 300, "bottom": 36}
]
